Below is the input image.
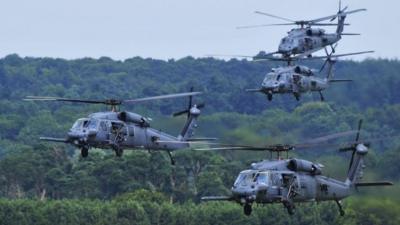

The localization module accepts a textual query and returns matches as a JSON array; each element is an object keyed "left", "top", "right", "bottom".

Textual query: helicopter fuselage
[
  {"left": 260, "top": 66, "right": 328, "bottom": 95},
  {"left": 231, "top": 161, "right": 351, "bottom": 206},
  {"left": 278, "top": 28, "right": 340, "bottom": 56},
  {"left": 66, "top": 111, "right": 190, "bottom": 152}
]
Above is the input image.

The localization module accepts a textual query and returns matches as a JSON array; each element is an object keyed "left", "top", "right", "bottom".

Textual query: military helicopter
[
  {"left": 24, "top": 89, "right": 209, "bottom": 164},
  {"left": 200, "top": 120, "right": 393, "bottom": 216},
  {"left": 246, "top": 49, "right": 373, "bottom": 101},
  {"left": 237, "top": 1, "right": 365, "bottom": 58}
]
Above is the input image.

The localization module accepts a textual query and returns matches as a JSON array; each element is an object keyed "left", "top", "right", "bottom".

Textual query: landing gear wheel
[
  {"left": 267, "top": 93, "right": 273, "bottom": 101},
  {"left": 243, "top": 204, "right": 252, "bottom": 216},
  {"left": 283, "top": 201, "right": 295, "bottom": 215},
  {"left": 115, "top": 148, "right": 123, "bottom": 157},
  {"left": 286, "top": 206, "right": 295, "bottom": 215},
  {"left": 81, "top": 147, "right": 89, "bottom": 158},
  {"left": 319, "top": 91, "right": 325, "bottom": 102},
  {"left": 293, "top": 93, "right": 300, "bottom": 101},
  {"left": 335, "top": 200, "right": 345, "bottom": 216}
]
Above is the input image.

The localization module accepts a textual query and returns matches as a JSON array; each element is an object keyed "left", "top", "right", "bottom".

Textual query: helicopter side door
[
  {"left": 268, "top": 172, "right": 284, "bottom": 202},
  {"left": 96, "top": 120, "right": 111, "bottom": 146},
  {"left": 110, "top": 121, "right": 128, "bottom": 147}
]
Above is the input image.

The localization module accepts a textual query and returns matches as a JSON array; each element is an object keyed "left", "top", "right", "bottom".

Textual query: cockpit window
[
  {"left": 84, "top": 119, "right": 99, "bottom": 129},
  {"left": 234, "top": 171, "right": 256, "bottom": 186},
  {"left": 71, "top": 119, "right": 87, "bottom": 130},
  {"left": 266, "top": 74, "right": 277, "bottom": 81},
  {"left": 277, "top": 75, "right": 281, "bottom": 81}
]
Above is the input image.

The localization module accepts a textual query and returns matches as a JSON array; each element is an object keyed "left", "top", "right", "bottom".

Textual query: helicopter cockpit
[
  {"left": 279, "top": 37, "right": 298, "bottom": 53},
  {"left": 71, "top": 118, "right": 99, "bottom": 131},
  {"left": 234, "top": 170, "right": 270, "bottom": 187},
  {"left": 262, "top": 72, "right": 286, "bottom": 90},
  {"left": 71, "top": 118, "right": 88, "bottom": 130}
]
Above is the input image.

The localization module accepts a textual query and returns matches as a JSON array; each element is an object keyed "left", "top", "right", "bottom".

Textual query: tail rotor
[
  {"left": 173, "top": 87, "right": 205, "bottom": 118},
  {"left": 339, "top": 119, "right": 369, "bottom": 173}
]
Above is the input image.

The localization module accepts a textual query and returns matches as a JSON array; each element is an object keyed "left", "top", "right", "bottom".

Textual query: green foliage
[
  {"left": 0, "top": 55, "right": 399, "bottom": 224},
  {"left": 0, "top": 195, "right": 399, "bottom": 225}
]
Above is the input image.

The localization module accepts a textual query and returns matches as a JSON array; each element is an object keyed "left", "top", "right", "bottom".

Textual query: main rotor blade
[
  {"left": 236, "top": 23, "right": 295, "bottom": 29},
  {"left": 309, "top": 8, "right": 366, "bottom": 23},
  {"left": 294, "top": 130, "right": 358, "bottom": 149},
  {"left": 304, "top": 51, "right": 374, "bottom": 60},
  {"left": 124, "top": 92, "right": 202, "bottom": 104},
  {"left": 309, "top": 23, "right": 350, "bottom": 26},
  {"left": 24, "top": 96, "right": 107, "bottom": 104},
  {"left": 236, "top": 23, "right": 346, "bottom": 29},
  {"left": 254, "top": 11, "right": 295, "bottom": 22}
]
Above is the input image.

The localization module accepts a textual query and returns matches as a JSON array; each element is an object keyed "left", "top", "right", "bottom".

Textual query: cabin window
[
  {"left": 128, "top": 126, "right": 135, "bottom": 136},
  {"left": 255, "top": 173, "right": 269, "bottom": 185},
  {"left": 84, "top": 119, "right": 98, "bottom": 129},
  {"left": 271, "top": 173, "right": 281, "bottom": 186},
  {"left": 100, "top": 121, "right": 108, "bottom": 131}
]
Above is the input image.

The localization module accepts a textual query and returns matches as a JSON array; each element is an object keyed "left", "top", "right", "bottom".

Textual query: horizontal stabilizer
[
  {"left": 355, "top": 181, "right": 393, "bottom": 187},
  {"left": 245, "top": 88, "right": 263, "bottom": 92},
  {"left": 201, "top": 196, "right": 233, "bottom": 201},
  {"left": 329, "top": 79, "right": 353, "bottom": 82},
  {"left": 39, "top": 137, "right": 68, "bottom": 143},
  {"left": 186, "top": 138, "right": 218, "bottom": 142},
  {"left": 341, "top": 33, "right": 361, "bottom": 35}
]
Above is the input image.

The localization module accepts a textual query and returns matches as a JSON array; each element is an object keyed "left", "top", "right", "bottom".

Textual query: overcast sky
[{"left": 0, "top": 0, "right": 398, "bottom": 60}]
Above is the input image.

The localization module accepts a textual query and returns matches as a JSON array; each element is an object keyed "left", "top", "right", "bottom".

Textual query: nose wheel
[
  {"left": 81, "top": 147, "right": 89, "bottom": 158},
  {"left": 267, "top": 93, "right": 273, "bottom": 101},
  {"left": 293, "top": 92, "right": 300, "bottom": 101},
  {"left": 283, "top": 200, "right": 295, "bottom": 215},
  {"left": 243, "top": 204, "right": 252, "bottom": 216},
  {"left": 114, "top": 148, "right": 123, "bottom": 157}
]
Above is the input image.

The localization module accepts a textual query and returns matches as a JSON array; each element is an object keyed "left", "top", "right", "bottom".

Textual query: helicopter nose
[
  {"left": 263, "top": 82, "right": 280, "bottom": 91},
  {"left": 67, "top": 129, "right": 96, "bottom": 143},
  {"left": 232, "top": 185, "right": 256, "bottom": 197},
  {"left": 232, "top": 187, "right": 257, "bottom": 203}
]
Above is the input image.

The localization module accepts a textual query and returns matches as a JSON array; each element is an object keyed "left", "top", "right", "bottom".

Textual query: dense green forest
[{"left": 0, "top": 54, "right": 399, "bottom": 224}]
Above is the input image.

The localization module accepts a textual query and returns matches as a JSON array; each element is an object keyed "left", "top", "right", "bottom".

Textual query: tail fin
[
  {"left": 326, "top": 58, "right": 336, "bottom": 81},
  {"left": 177, "top": 106, "right": 201, "bottom": 141},
  {"left": 335, "top": 1, "right": 367, "bottom": 35},
  {"left": 341, "top": 120, "right": 367, "bottom": 186},
  {"left": 335, "top": 0, "right": 346, "bottom": 35},
  {"left": 344, "top": 143, "right": 368, "bottom": 186},
  {"left": 173, "top": 87, "right": 204, "bottom": 141},
  {"left": 336, "top": 14, "right": 346, "bottom": 35}
]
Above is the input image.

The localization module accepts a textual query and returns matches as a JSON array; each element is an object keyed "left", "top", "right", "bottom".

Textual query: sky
[{"left": 0, "top": 0, "right": 399, "bottom": 60}]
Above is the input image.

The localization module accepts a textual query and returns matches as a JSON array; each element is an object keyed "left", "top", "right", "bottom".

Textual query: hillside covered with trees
[{"left": 0, "top": 54, "right": 399, "bottom": 224}]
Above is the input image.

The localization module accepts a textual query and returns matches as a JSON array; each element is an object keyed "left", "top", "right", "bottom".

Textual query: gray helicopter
[
  {"left": 246, "top": 50, "right": 373, "bottom": 101},
  {"left": 238, "top": 2, "right": 365, "bottom": 58},
  {"left": 24, "top": 89, "right": 209, "bottom": 164},
  {"left": 200, "top": 120, "right": 393, "bottom": 216}
]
